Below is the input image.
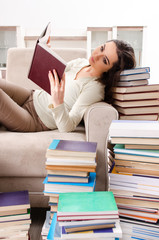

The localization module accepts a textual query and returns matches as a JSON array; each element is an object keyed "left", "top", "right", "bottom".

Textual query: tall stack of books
[
  {"left": 47, "top": 191, "right": 122, "bottom": 240},
  {"left": 112, "top": 67, "right": 159, "bottom": 121},
  {"left": 42, "top": 139, "right": 97, "bottom": 239},
  {"left": 108, "top": 120, "right": 159, "bottom": 239},
  {"left": 41, "top": 211, "right": 51, "bottom": 240},
  {"left": 0, "top": 190, "right": 31, "bottom": 240}
]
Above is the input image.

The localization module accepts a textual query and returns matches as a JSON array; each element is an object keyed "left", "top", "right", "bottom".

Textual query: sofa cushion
[{"left": 0, "top": 125, "right": 85, "bottom": 177}]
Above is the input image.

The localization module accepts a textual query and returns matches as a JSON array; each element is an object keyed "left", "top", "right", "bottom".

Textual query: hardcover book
[
  {"left": 112, "top": 84, "right": 159, "bottom": 94},
  {"left": 113, "top": 91, "right": 159, "bottom": 101},
  {"left": 60, "top": 222, "right": 122, "bottom": 239},
  {"left": 113, "top": 99, "right": 159, "bottom": 108},
  {"left": 46, "top": 169, "right": 89, "bottom": 177},
  {"left": 115, "top": 105, "right": 159, "bottom": 115},
  {"left": 47, "top": 174, "right": 89, "bottom": 183},
  {"left": 43, "top": 172, "right": 96, "bottom": 193},
  {"left": 114, "top": 144, "right": 159, "bottom": 158},
  {"left": 120, "top": 72, "right": 150, "bottom": 81},
  {"left": 109, "top": 120, "right": 159, "bottom": 138},
  {"left": 119, "top": 113, "right": 159, "bottom": 121},
  {"left": 45, "top": 164, "right": 96, "bottom": 172},
  {"left": 46, "top": 139, "right": 97, "bottom": 158},
  {"left": 28, "top": 22, "right": 67, "bottom": 94},
  {"left": 120, "top": 67, "right": 150, "bottom": 76},
  {"left": 0, "top": 191, "right": 30, "bottom": 211},
  {"left": 57, "top": 191, "right": 118, "bottom": 217},
  {"left": 116, "top": 79, "right": 148, "bottom": 87},
  {"left": 47, "top": 213, "right": 121, "bottom": 240}
]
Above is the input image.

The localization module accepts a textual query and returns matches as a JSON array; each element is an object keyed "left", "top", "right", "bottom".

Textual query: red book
[{"left": 28, "top": 22, "right": 66, "bottom": 94}]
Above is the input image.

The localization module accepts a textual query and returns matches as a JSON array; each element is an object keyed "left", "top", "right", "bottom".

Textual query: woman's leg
[
  {"left": 0, "top": 79, "right": 31, "bottom": 105},
  {"left": 0, "top": 79, "right": 37, "bottom": 132}
]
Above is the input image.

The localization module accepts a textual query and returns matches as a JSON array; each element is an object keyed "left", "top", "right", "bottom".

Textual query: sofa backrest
[{"left": 6, "top": 47, "right": 87, "bottom": 89}]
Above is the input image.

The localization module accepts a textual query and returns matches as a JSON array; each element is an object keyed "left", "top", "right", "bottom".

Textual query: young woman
[{"left": 0, "top": 39, "right": 136, "bottom": 133}]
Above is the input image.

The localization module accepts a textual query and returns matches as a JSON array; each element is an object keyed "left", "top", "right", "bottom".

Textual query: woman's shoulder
[{"left": 65, "top": 58, "right": 89, "bottom": 71}]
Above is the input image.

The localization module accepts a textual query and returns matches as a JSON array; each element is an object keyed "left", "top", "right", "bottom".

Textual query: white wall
[{"left": 0, "top": 0, "right": 159, "bottom": 83}]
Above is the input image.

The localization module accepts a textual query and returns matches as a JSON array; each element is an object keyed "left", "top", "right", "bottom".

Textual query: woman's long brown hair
[{"left": 97, "top": 39, "right": 136, "bottom": 104}]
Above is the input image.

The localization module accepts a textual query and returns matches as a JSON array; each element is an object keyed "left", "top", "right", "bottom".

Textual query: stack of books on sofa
[
  {"left": 0, "top": 190, "right": 31, "bottom": 240},
  {"left": 42, "top": 139, "right": 97, "bottom": 239},
  {"left": 108, "top": 120, "right": 159, "bottom": 239},
  {"left": 47, "top": 191, "right": 122, "bottom": 240},
  {"left": 112, "top": 67, "right": 159, "bottom": 121}
]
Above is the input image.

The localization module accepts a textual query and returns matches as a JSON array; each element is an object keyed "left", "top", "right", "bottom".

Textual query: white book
[
  {"left": 46, "top": 158, "right": 96, "bottom": 165},
  {"left": 58, "top": 218, "right": 120, "bottom": 227},
  {"left": 110, "top": 184, "right": 159, "bottom": 196},
  {"left": 109, "top": 173, "right": 159, "bottom": 186},
  {"left": 41, "top": 211, "right": 51, "bottom": 236},
  {"left": 120, "top": 72, "right": 150, "bottom": 81},
  {"left": 109, "top": 120, "right": 159, "bottom": 138}
]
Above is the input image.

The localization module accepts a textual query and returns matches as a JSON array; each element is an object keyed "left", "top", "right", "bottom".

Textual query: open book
[{"left": 28, "top": 22, "right": 67, "bottom": 94}]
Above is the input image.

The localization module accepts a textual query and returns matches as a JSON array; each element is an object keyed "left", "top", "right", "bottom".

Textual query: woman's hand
[
  {"left": 47, "top": 36, "right": 51, "bottom": 48},
  {"left": 48, "top": 69, "right": 65, "bottom": 108}
]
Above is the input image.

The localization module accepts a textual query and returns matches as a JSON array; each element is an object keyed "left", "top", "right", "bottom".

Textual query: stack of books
[
  {"left": 112, "top": 67, "right": 159, "bottom": 121},
  {"left": 47, "top": 191, "right": 122, "bottom": 240},
  {"left": 41, "top": 211, "right": 51, "bottom": 240},
  {"left": 0, "top": 190, "right": 31, "bottom": 240},
  {"left": 42, "top": 139, "right": 97, "bottom": 239},
  {"left": 117, "top": 67, "right": 150, "bottom": 87},
  {"left": 108, "top": 120, "right": 159, "bottom": 239}
]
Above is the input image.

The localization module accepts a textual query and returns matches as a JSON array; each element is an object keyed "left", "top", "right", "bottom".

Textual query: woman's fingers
[
  {"left": 61, "top": 73, "right": 65, "bottom": 90},
  {"left": 53, "top": 69, "right": 60, "bottom": 86},
  {"left": 48, "top": 70, "right": 65, "bottom": 108},
  {"left": 48, "top": 71, "right": 54, "bottom": 86},
  {"left": 48, "top": 69, "right": 64, "bottom": 89}
]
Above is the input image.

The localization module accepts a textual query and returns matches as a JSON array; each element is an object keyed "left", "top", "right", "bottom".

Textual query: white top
[{"left": 33, "top": 58, "right": 105, "bottom": 132}]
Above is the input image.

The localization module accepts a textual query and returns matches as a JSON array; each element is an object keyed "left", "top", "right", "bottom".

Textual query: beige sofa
[{"left": 0, "top": 47, "right": 118, "bottom": 207}]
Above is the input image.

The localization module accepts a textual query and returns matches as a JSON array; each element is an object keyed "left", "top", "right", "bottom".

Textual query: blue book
[
  {"left": 0, "top": 191, "right": 30, "bottom": 211},
  {"left": 60, "top": 222, "right": 122, "bottom": 238},
  {"left": 47, "top": 213, "right": 57, "bottom": 240},
  {"left": 120, "top": 67, "right": 150, "bottom": 76},
  {"left": 48, "top": 216, "right": 120, "bottom": 240},
  {"left": 43, "top": 172, "right": 96, "bottom": 193}
]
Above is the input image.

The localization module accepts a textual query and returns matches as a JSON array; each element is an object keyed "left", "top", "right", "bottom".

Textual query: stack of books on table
[
  {"left": 108, "top": 119, "right": 159, "bottom": 239},
  {"left": 47, "top": 191, "right": 122, "bottom": 240},
  {"left": 112, "top": 67, "right": 159, "bottom": 121},
  {"left": 42, "top": 139, "right": 97, "bottom": 239},
  {"left": 0, "top": 190, "right": 31, "bottom": 240}
]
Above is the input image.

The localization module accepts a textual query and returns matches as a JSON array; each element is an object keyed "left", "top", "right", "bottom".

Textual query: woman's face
[{"left": 89, "top": 41, "right": 118, "bottom": 76}]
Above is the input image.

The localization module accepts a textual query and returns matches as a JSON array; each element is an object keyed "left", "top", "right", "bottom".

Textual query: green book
[
  {"left": 57, "top": 191, "right": 118, "bottom": 216},
  {"left": 114, "top": 144, "right": 159, "bottom": 158}
]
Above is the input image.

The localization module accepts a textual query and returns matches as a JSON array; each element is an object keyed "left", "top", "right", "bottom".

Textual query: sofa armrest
[{"left": 83, "top": 102, "right": 118, "bottom": 191}]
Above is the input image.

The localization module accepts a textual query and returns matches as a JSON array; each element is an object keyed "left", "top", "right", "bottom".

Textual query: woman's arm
[{"left": 50, "top": 81, "right": 104, "bottom": 132}]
